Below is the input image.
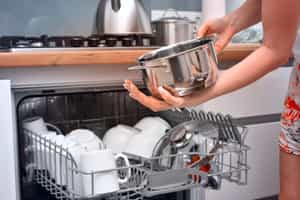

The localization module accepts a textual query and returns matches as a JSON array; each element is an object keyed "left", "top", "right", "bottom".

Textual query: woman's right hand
[{"left": 197, "top": 17, "right": 236, "bottom": 54}]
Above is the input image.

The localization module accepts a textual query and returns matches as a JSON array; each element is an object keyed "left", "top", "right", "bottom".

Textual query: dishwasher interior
[{"left": 16, "top": 86, "right": 249, "bottom": 200}]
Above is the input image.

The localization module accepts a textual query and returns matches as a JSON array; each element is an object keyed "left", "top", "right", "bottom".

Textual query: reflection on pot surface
[{"left": 129, "top": 37, "right": 218, "bottom": 97}]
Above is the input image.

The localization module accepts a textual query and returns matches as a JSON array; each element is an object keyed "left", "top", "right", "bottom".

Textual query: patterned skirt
[{"left": 280, "top": 64, "right": 300, "bottom": 155}]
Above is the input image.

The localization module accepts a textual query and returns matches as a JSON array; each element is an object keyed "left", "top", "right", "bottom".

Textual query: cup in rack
[
  {"left": 103, "top": 124, "right": 140, "bottom": 154},
  {"left": 66, "top": 129, "right": 105, "bottom": 151},
  {"left": 23, "top": 116, "right": 49, "bottom": 135},
  {"left": 134, "top": 117, "right": 170, "bottom": 138},
  {"left": 32, "top": 131, "right": 57, "bottom": 170},
  {"left": 79, "top": 149, "right": 131, "bottom": 196},
  {"left": 46, "top": 135, "right": 85, "bottom": 191},
  {"left": 124, "top": 132, "right": 165, "bottom": 159},
  {"left": 125, "top": 117, "right": 170, "bottom": 158}
]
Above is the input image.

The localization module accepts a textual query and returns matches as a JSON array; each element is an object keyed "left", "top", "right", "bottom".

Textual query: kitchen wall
[
  {"left": 0, "top": 0, "right": 201, "bottom": 36},
  {"left": 150, "top": 0, "right": 201, "bottom": 11}
]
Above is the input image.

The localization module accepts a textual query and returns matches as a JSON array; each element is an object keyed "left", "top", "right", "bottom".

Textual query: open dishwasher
[{"left": 21, "top": 88, "right": 249, "bottom": 200}]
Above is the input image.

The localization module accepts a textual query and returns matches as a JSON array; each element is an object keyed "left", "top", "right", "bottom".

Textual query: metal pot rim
[{"left": 138, "top": 37, "right": 214, "bottom": 63}]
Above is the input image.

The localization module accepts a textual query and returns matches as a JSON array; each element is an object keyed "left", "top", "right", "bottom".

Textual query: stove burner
[
  {"left": 0, "top": 36, "right": 25, "bottom": 48},
  {"left": 121, "top": 37, "right": 134, "bottom": 47},
  {"left": 0, "top": 34, "right": 155, "bottom": 49},
  {"left": 106, "top": 37, "right": 118, "bottom": 47},
  {"left": 87, "top": 36, "right": 100, "bottom": 47},
  {"left": 48, "top": 37, "right": 64, "bottom": 47},
  {"left": 26, "top": 37, "right": 44, "bottom": 48},
  {"left": 70, "top": 37, "right": 85, "bottom": 47},
  {"left": 15, "top": 41, "right": 30, "bottom": 48}
]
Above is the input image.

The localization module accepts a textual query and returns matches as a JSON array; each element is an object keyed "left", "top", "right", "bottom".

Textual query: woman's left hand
[{"left": 123, "top": 80, "right": 187, "bottom": 112}]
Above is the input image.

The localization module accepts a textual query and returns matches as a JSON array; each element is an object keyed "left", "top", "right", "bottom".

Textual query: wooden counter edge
[{"left": 0, "top": 43, "right": 261, "bottom": 68}]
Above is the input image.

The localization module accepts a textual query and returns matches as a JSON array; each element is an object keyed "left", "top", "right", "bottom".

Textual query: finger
[
  {"left": 197, "top": 21, "right": 215, "bottom": 38},
  {"left": 130, "top": 91, "right": 172, "bottom": 112},
  {"left": 123, "top": 80, "right": 140, "bottom": 93},
  {"left": 197, "top": 22, "right": 210, "bottom": 38},
  {"left": 158, "top": 87, "right": 184, "bottom": 107},
  {"left": 147, "top": 73, "right": 159, "bottom": 96},
  {"left": 214, "top": 27, "right": 235, "bottom": 53},
  {"left": 124, "top": 80, "right": 172, "bottom": 112}
]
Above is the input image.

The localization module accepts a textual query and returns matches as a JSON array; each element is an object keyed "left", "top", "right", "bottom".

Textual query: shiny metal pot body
[
  {"left": 151, "top": 9, "right": 196, "bottom": 45},
  {"left": 96, "top": 0, "right": 152, "bottom": 35},
  {"left": 130, "top": 38, "right": 218, "bottom": 97}
]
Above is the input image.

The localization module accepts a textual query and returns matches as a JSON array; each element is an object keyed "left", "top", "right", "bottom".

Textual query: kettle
[{"left": 96, "top": 0, "right": 152, "bottom": 35}]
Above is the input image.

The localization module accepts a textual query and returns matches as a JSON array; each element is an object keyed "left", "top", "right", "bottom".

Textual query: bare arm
[
  {"left": 183, "top": 0, "right": 300, "bottom": 107},
  {"left": 198, "top": 0, "right": 262, "bottom": 53},
  {"left": 124, "top": 0, "right": 300, "bottom": 112},
  {"left": 226, "top": 0, "right": 262, "bottom": 33}
]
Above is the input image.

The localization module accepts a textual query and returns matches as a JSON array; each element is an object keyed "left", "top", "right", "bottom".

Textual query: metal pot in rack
[
  {"left": 152, "top": 9, "right": 197, "bottom": 46},
  {"left": 129, "top": 37, "right": 219, "bottom": 97}
]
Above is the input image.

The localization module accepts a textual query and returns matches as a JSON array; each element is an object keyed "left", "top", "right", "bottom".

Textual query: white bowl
[
  {"left": 134, "top": 117, "right": 170, "bottom": 132},
  {"left": 66, "top": 129, "right": 104, "bottom": 151},
  {"left": 103, "top": 125, "right": 140, "bottom": 154}
]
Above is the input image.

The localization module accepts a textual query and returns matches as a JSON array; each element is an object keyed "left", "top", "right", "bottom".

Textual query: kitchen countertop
[{"left": 0, "top": 43, "right": 261, "bottom": 68}]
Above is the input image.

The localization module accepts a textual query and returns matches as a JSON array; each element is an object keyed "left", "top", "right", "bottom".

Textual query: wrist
[{"left": 224, "top": 12, "right": 240, "bottom": 35}]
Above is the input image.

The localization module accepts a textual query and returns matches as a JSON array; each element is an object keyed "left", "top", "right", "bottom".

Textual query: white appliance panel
[
  {"left": 0, "top": 80, "right": 19, "bottom": 200},
  {"left": 198, "top": 67, "right": 292, "bottom": 117}
]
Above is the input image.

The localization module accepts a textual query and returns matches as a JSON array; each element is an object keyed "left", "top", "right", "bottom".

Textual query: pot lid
[
  {"left": 152, "top": 16, "right": 194, "bottom": 24},
  {"left": 152, "top": 9, "right": 195, "bottom": 24},
  {"left": 138, "top": 37, "right": 213, "bottom": 62}
]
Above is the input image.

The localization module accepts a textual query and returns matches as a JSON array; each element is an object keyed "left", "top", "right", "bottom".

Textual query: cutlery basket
[{"left": 24, "top": 110, "right": 250, "bottom": 200}]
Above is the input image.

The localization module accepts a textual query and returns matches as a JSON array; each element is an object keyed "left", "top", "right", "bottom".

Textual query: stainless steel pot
[
  {"left": 151, "top": 9, "right": 196, "bottom": 46},
  {"left": 129, "top": 37, "right": 218, "bottom": 97},
  {"left": 96, "top": 0, "right": 152, "bottom": 35}
]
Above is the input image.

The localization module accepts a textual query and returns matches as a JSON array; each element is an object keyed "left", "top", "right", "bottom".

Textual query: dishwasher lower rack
[{"left": 24, "top": 127, "right": 249, "bottom": 200}]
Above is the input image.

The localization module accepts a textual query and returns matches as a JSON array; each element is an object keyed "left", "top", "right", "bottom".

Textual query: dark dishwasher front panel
[{"left": 17, "top": 89, "right": 190, "bottom": 200}]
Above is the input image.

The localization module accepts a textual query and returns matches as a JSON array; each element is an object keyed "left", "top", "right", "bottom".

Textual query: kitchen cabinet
[
  {"left": 0, "top": 80, "right": 19, "bottom": 200},
  {"left": 0, "top": 44, "right": 260, "bottom": 68},
  {"left": 149, "top": 0, "right": 201, "bottom": 11}
]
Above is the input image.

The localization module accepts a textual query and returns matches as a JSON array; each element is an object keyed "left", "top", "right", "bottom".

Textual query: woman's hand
[
  {"left": 123, "top": 80, "right": 189, "bottom": 112},
  {"left": 123, "top": 18, "right": 236, "bottom": 112},
  {"left": 197, "top": 17, "right": 236, "bottom": 54}
]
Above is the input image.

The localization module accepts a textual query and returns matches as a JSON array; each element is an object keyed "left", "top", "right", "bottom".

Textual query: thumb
[
  {"left": 197, "top": 22, "right": 211, "bottom": 38},
  {"left": 214, "top": 28, "right": 234, "bottom": 54}
]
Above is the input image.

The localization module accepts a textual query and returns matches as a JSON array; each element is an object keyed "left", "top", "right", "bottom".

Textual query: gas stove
[{"left": 0, "top": 34, "right": 155, "bottom": 52}]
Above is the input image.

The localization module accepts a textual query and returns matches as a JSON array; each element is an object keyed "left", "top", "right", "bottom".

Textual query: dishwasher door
[{"left": 0, "top": 80, "right": 20, "bottom": 200}]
